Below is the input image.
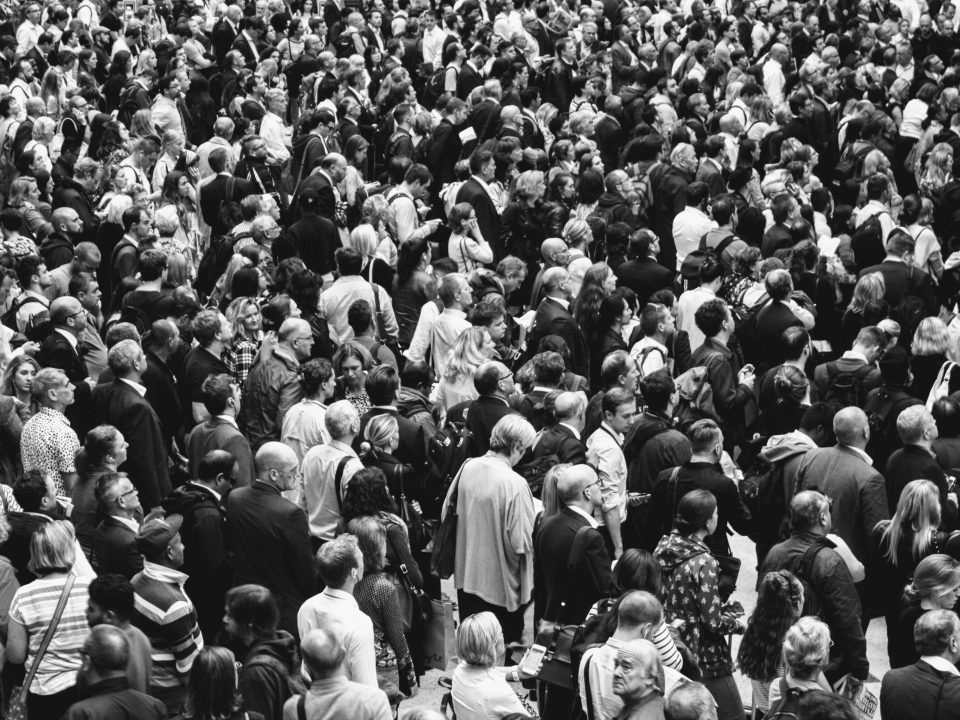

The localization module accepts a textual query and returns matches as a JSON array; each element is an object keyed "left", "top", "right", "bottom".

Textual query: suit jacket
[
  {"left": 880, "top": 660, "right": 960, "bottom": 720},
  {"left": 425, "top": 119, "right": 463, "bottom": 190},
  {"left": 212, "top": 18, "right": 238, "bottom": 62},
  {"left": 886, "top": 444, "right": 955, "bottom": 529},
  {"left": 37, "top": 330, "right": 92, "bottom": 438},
  {"left": 533, "top": 507, "right": 612, "bottom": 623},
  {"left": 274, "top": 211, "right": 340, "bottom": 277},
  {"left": 230, "top": 32, "right": 263, "bottom": 68},
  {"left": 527, "top": 297, "right": 588, "bottom": 378},
  {"left": 226, "top": 480, "right": 317, "bottom": 636},
  {"left": 695, "top": 159, "right": 727, "bottom": 199},
  {"left": 756, "top": 300, "right": 803, "bottom": 369},
  {"left": 451, "top": 394, "right": 518, "bottom": 456},
  {"left": 93, "top": 515, "right": 143, "bottom": 578},
  {"left": 610, "top": 41, "right": 636, "bottom": 92},
  {"left": 798, "top": 444, "right": 889, "bottom": 563},
  {"left": 457, "top": 61, "right": 483, "bottom": 99},
  {"left": 357, "top": 406, "right": 424, "bottom": 469},
  {"left": 199, "top": 174, "right": 258, "bottom": 236},
  {"left": 615, "top": 257, "right": 675, "bottom": 305},
  {"left": 91, "top": 380, "right": 170, "bottom": 510},
  {"left": 595, "top": 115, "right": 625, "bottom": 171},
  {"left": 859, "top": 259, "right": 939, "bottom": 317},
  {"left": 186, "top": 417, "right": 255, "bottom": 487},
  {"left": 455, "top": 178, "right": 500, "bottom": 259},
  {"left": 533, "top": 424, "right": 587, "bottom": 465},
  {"left": 292, "top": 172, "right": 337, "bottom": 224}
]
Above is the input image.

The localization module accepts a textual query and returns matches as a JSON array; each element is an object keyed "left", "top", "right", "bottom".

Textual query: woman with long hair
[
  {"left": 70, "top": 425, "right": 127, "bottom": 561},
  {"left": 6, "top": 521, "right": 92, "bottom": 718},
  {"left": 433, "top": 327, "right": 496, "bottom": 414},
  {"left": 902, "top": 194, "right": 943, "bottom": 281},
  {"left": 39, "top": 67, "right": 66, "bottom": 119},
  {"left": 346, "top": 516, "right": 418, "bottom": 703},
  {"left": 1, "top": 355, "right": 40, "bottom": 419},
  {"left": 357, "top": 416, "right": 419, "bottom": 517},
  {"left": 655, "top": 490, "right": 745, "bottom": 720},
  {"left": 129, "top": 109, "right": 156, "bottom": 140},
  {"left": 448, "top": 202, "right": 493, "bottom": 273},
  {"left": 392, "top": 236, "right": 434, "bottom": 348},
  {"left": 159, "top": 170, "right": 200, "bottom": 261},
  {"left": 92, "top": 120, "right": 129, "bottom": 166},
  {"left": 588, "top": 294, "right": 629, "bottom": 392},
  {"left": 185, "top": 74, "right": 217, "bottom": 146},
  {"left": 334, "top": 340, "right": 374, "bottom": 415},
  {"left": 224, "top": 297, "right": 264, "bottom": 386},
  {"left": 7, "top": 176, "right": 52, "bottom": 242},
  {"left": 340, "top": 465, "right": 422, "bottom": 588},
  {"left": 909, "top": 316, "right": 959, "bottom": 400},
  {"left": 839, "top": 271, "right": 885, "bottom": 350},
  {"left": 737, "top": 570, "right": 805, "bottom": 717},
  {"left": 343, "top": 134, "right": 371, "bottom": 228},
  {"left": 104, "top": 50, "right": 132, "bottom": 112},
  {"left": 152, "top": 129, "right": 186, "bottom": 195},
  {"left": 348, "top": 223, "right": 394, "bottom": 289},
  {"left": 182, "top": 646, "right": 254, "bottom": 720},
  {"left": 919, "top": 141, "right": 953, "bottom": 200},
  {"left": 573, "top": 261, "right": 617, "bottom": 342},
  {"left": 891, "top": 553, "right": 960, "bottom": 668}
]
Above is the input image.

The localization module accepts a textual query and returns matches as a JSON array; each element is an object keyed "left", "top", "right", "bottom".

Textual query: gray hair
[
  {"left": 897, "top": 404, "right": 934, "bottom": 445},
  {"left": 488, "top": 414, "right": 537, "bottom": 454},
  {"left": 324, "top": 399, "right": 359, "bottom": 441},
  {"left": 107, "top": 339, "right": 143, "bottom": 376}
]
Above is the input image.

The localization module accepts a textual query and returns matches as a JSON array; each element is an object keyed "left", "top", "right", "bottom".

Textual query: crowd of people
[{"left": 4, "top": 0, "right": 960, "bottom": 717}]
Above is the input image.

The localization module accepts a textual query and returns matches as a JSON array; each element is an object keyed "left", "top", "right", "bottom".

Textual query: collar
[
  {"left": 273, "top": 345, "right": 300, "bottom": 367},
  {"left": 214, "top": 414, "right": 238, "bottom": 428},
  {"left": 840, "top": 349, "right": 870, "bottom": 364},
  {"left": 547, "top": 295, "right": 570, "bottom": 310},
  {"left": 328, "top": 438, "right": 360, "bottom": 458},
  {"left": 77, "top": 676, "right": 130, "bottom": 699},
  {"left": 558, "top": 422, "right": 581, "bottom": 440},
  {"left": 922, "top": 656, "right": 960, "bottom": 675},
  {"left": 110, "top": 515, "right": 140, "bottom": 533},
  {"left": 54, "top": 327, "right": 78, "bottom": 348},
  {"left": 600, "top": 421, "right": 624, "bottom": 446},
  {"left": 441, "top": 308, "right": 467, "bottom": 320},
  {"left": 840, "top": 444, "right": 873, "bottom": 465},
  {"left": 119, "top": 378, "right": 147, "bottom": 397},
  {"left": 142, "top": 560, "right": 189, "bottom": 585},
  {"left": 321, "top": 586, "right": 359, "bottom": 606},
  {"left": 567, "top": 504, "right": 599, "bottom": 527},
  {"left": 122, "top": 234, "right": 139, "bottom": 247},
  {"left": 187, "top": 481, "right": 221, "bottom": 503}
]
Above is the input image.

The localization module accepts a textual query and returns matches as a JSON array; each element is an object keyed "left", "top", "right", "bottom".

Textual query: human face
[
  {"left": 111, "top": 434, "right": 129, "bottom": 467},
  {"left": 613, "top": 651, "right": 657, "bottom": 701},
  {"left": 177, "top": 175, "right": 191, "bottom": 196},
  {"left": 80, "top": 280, "right": 101, "bottom": 311},
  {"left": 481, "top": 330, "right": 495, "bottom": 356},
  {"left": 340, "top": 356, "right": 364, "bottom": 389},
  {"left": 605, "top": 400, "right": 637, "bottom": 434},
  {"left": 115, "top": 477, "right": 141, "bottom": 513},
  {"left": 85, "top": 599, "right": 106, "bottom": 628},
  {"left": 167, "top": 532, "right": 185, "bottom": 568},
  {"left": 13, "top": 362, "right": 35, "bottom": 395},
  {"left": 166, "top": 79, "right": 182, "bottom": 98},
  {"left": 603, "top": 269, "right": 616, "bottom": 293},
  {"left": 486, "top": 314, "right": 507, "bottom": 342},
  {"left": 241, "top": 303, "right": 261, "bottom": 333},
  {"left": 62, "top": 210, "right": 83, "bottom": 236},
  {"left": 291, "top": 329, "right": 315, "bottom": 360},
  {"left": 222, "top": 607, "right": 243, "bottom": 640}
]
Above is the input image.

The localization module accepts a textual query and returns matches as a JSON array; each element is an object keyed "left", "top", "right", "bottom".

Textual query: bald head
[
  {"left": 84, "top": 625, "right": 130, "bottom": 675},
  {"left": 554, "top": 391, "right": 585, "bottom": 423},
  {"left": 254, "top": 442, "right": 298, "bottom": 482},
  {"left": 833, "top": 406, "right": 869, "bottom": 447},
  {"left": 50, "top": 295, "right": 82, "bottom": 326},
  {"left": 542, "top": 267, "right": 570, "bottom": 295},
  {"left": 301, "top": 628, "right": 346, "bottom": 680},
  {"left": 278, "top": 317, "right": 309, "bottom": 343},
  {"left": 52, "top": 206, "right": 81, "bottom": 232},
  {"left": 541, "top": 237, "right": 569, "bottom": 265},
  {"left": 557, "top": 464, "right": 597, "bottom": 504},
  {"left": 616, "top": 638, "right": 664, "bottom": 697},
  {"left": 213, "top": 116, "right": 235, "bottom": 139}
]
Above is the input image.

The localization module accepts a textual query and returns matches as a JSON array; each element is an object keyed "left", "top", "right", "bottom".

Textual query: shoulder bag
[
  {"left": 430, "top": 463, "right": 465, "bottom": 579},
  {"left": 8, "top": 573, "right": 77, "bottom": 720},
  {"left": 367, "top": 263, "right": 403, "bottom": 367}
]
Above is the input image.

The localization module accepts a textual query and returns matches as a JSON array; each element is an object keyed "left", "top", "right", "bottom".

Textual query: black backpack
[
  {"left": 766, "top": 677, "right": 806, "bottom": 720},
  {"left": 821, "top": 362, "right": 874, "bottom": 410},
  {"left": 732, "top": 292, "right": 771, "bottom": 370},
  {"left": 832, "top": 142, "right": 874, "bottom": 191},
  {"left": 422, "top": 421, "right": 474, "bottom": 518},
  {"left": 850, "top": 212, "right": 888, "bottom": 271},
  {"left": 422, "top": 65, "right": 450, "bottom": 108},
  {"left": 894, "top": 266, "right": 927, "bottom": 346},
  {"left": 0, "top": 294, "right": 44, "bottom": 333},
  {"left": 677, "top": 235, "right": 737, "bottom": 294},
  {"left": 864, "top": 388, "right": 918, "bottom": 469},
  {"left": 740, "top": 452, "right": 790, "bottom": 546}
]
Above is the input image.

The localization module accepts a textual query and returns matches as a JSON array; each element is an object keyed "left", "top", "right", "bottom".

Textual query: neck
[
  {"left": 689, "top": 452, "right": 716, "bottom": 463},
  {"left": 205, "top": 341, "right": 223, "bottom": 356},
  {"left": 913, "top": 440, "right": 933, "bottom": 451},
  {"left": 192, "top": 479, "right": 219, "bottom": 493},
  {"left": 44, "top": 402, "right": 66, "bottom": 413}
]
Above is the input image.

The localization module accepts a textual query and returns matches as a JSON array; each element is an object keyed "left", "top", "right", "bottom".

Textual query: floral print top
[{"left": 654, "top": 530, "right": 741, "bottom": 678}]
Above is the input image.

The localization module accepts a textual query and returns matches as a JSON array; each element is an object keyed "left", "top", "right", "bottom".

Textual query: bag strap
[
  {"left": 583, "top": 653, "right": 596, "bottom": 720},
  {"left": 333, "top": 455, "right": 350, "bottom": 509},
  {"left": 715, "top": 233, "right": 737, "bottom": 257},
  {"left": 297, "top": 693, "right": 307, "bottom": 720},
  {"left": 19, "top": 573, "right": 76, "bottom": 703},
  {"left": 294, "top": 135, "right": 320, "bottom": 191},
  {"left": 226, "top": 175, "right": 236, "bottom": 202}
]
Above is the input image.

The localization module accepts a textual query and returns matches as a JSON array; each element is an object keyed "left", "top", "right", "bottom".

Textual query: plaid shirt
[{"left": 225, "top": 338, "right": 261, "bottom": 386}]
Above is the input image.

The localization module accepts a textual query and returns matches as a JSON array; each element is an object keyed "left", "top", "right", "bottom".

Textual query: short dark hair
[
  {"left": 334, "top": 247, "right": 363, "bottom": 276},
  {"left": 711, "top": 193, "right": 736, "bottom": 225},
  {"left": 15, "top": 255, "right": 45, "bottom": 290},
  {"left": 137, "top": 249, "right": 167, "bottom": 282},
  {"left": 796, "top": 691, "right": 858, "bottom": 720},
  {"left": 225, "top": 584, "right": 279, "bottom": 641},
  {"left": 640, "top": 369, "right": 675, "bottom": 413},
  {"left": 532, "top": 351, "right": 565, "bottom": 385},
  {"left": 347, "top": 299, "right": 373, "bottom": 334},
  {"left": 365, "top": 365, "right": 400, "bottom": 405},
  {"left": 698, "top": 256, "right": 723, "bottom": 284},
  {"left": 200, "top": 373, "right": 234, "bottom": 415},
  {"left": 121, "top": 205, "right": 147, "bottom": 232},
  {"left": 401, "top": 360, "right": 433, "bottom": 390},
  {"left": 88, "top": 574, "right": 135, "bottom": 621},
  {"left": 13, "top": 469, "right": 48, "bottom": 512},
  {"left": 693, "top": 298, "right": 728, "bottom": 337},
  {"left": 301, "top": 358, "right": 334, "bottom": 396}
]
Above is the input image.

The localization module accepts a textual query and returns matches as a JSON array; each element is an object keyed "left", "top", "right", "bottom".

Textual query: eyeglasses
[
  {"left": 118, "top": 487, "right": 138, "bottom": 501},
  {"left": 583, "top": 477, "right": 602, "bottom": 491},
  {"left": 498, "top": 373, "right": 513, "bottom": 382}
]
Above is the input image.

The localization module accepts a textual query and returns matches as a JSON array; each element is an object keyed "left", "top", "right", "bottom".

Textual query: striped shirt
[
  {"left": 131, "top": 562, "right": 203, "bottom": 698},
  {"left": 9, "top": 574, "right": 91, "bottom": 695}
]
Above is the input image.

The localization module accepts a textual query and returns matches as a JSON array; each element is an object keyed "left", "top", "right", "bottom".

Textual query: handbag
[
  {"left": 392, "top": 465, "right": 425, "bottom": 553},
  {"left": 7, "top": 573, "right": 76, "bottom": 720},
  {"left": 368, "top": 264, "right": 404, "bottom": 368},
  {"left": 417, "top": 598, "right": 458, "bottom": 671},
  {"left": 533, "top": 526, "right": 594, "bottom": 690},
  {"left": 387, "top": 562, "right": 432, "bottom": 634},
  {"left": 430, "top": 465, "right": 465, "bottom": 579}
]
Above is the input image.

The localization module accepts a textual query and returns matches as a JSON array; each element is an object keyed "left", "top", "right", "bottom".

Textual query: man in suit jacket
[
  {"left": 186, "top": 374, "right": 255, "bottom": 487},
  {"left": 212, "top": 5, "right": 242, "bottom": 64},
  {"left": 291, "top": 153, "right": 348, "bottom": 225},
  {"left": 230, "top": 16, "right": 265, "bottom": 69},
  {"left": 273, "top": 188, "right": 340, "bottom": 280},
  {"left": 858, "top": 228, "right": 940, "bottom": 320},
  {"left": 798, "top": 407, "right": 890, "bottom": 566},
  {"left": 226, "top": 442, "right": 317, "bottom": 637},
  {"left": 526, "top": 267, "right": 588, "bottom": 377},
  {"left": 91, "top": 340, "right": 171, "bottom": 512},
  {"left": 93, "top": 473, "right": 144, "bottom": 579},
  {"left": 456, "top": 47, "right": 488, "bottom": 99},
  {"left": 695, "top": 136, "right": 728, "bottom": 199},
  {"left": 455, "top": 149, "right": 502, "bottom": 259},
  {"left": 37, "top": 297, "right": 95, "bottom": 438},
  {"left": 595, "top": 97, "right": 626, "bottom": 172},
  {"left": 881, "top": 609, "right": 960, "bottom": 719},
  {"left": 198, "top": 149, "right": 257, "bottom": 238},
  {"left": 425, "top": 99, "right": 467, "bottom": 192},
  {"left": 446, "top": 361, "right": 520, "bottom": 456},
  {"left": 532, "top": 391, "right": 588, "bottom": 465},
  {"left": 614, "top": 229, "right": 674, "bottom": 305},
  {"left": 469, "top": 80, "right": 502, "bottom": 142},
  {"left": 755, "top": 269, "right": 806, "bottom": 370},
  {"left": 533, "top": 464, "right": 612, "bottom": 716}
]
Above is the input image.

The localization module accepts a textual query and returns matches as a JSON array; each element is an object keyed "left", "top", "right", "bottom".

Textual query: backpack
[
  {"left": 116, "top": 82, "right": 142, "bottom": 127},
  {"left": 385, "top": 129, "right": 412, "bottom": 159},
  {"left": 895, "top": 267, "right": 926, "bottom": 346},
  {"left": 515, "top": 450, "right": 559, "bottom": 498},
  {"left": 765, "top": 677, "right": 806, "bottom": 720},
  {"left": 422, "top": 65, "right": 449, "bottom": 108},
  {"left": 0, "top": 294, "right": 45, "bottom": 333},
  {"left": 676, "top": 235, "right": 737, "bottom": 294},
  {"left": 244, "top": 652, "right": 305, "bottom": 708},
  {"left": 674, "top": 365, "right": 720, "bottom": 431},
  {"left": 423, "top": 421, "right": 474, "bottom": 517},
  {"left": 631, "top": 161, "right": 660, "bottom": 225},
  {"left": 739, "top": 452, "right": 791, "bottom": 546},
  {"left": 636, "top": 345, "right": 667, "bottom": 380},
  {"left": 832, "top": 141, "right": 874, "bottom": 191},
  {"left": 788, "top": 537, "right": 831, "bottom": 617},
  {"left": 864, "top": 387, "right": 918, "bottom": 469},
  {"left": 821, "top": 361, "right": 874, "bottom": 410},
  {"left": 732, "top": 292, "right": 771, "bottom": 369},
  {"left": 850, "top": 212, "right": 888, "bottom": 271}
]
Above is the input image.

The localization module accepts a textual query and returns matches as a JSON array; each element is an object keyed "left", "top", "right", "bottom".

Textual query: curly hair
[
  {"left": 340, "top": 467, "right": 394, "bottom": 523},
  {"left": 737, "top": 570, "right": 804, "bottom": 680}
]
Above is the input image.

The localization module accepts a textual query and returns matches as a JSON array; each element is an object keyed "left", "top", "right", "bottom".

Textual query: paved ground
[{"left": 400, "top": 532, "right": 890, "bottom": 717}]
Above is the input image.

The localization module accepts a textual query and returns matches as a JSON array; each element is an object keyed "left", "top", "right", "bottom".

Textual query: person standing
[
  {"left": 445, "top": 415, "right": 537, "bottom": 645},
  {"left": 185, "top": 375, "right": 255, "bottom": 487}
]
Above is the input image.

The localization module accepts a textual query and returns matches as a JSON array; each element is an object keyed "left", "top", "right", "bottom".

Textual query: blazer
[
  {"left": 595, "top": 115, "right": 625, "bottom": 171},
  {"left": 533, "top": 506, "right": 612, "bottom": 624},
  {"left": 199, "top": 174, "right": 258, "bottom": 236},
  {"left": 457, "top": 61, "right": 483, "bottom": 99},
  {"left": 527, "top": 297, "right": 589, "bottom": 378},
  {"left": 37, "top": 330, "right": 92, "bottom": 438},
  {"left": 610, "top": 41, "right": 636, "bottom": 92},
  {"left": 456, "top": 395, "right": 518, "bottom": 456},
  {"left": 455, "top": 178, "right": 500, "bottom": 260},
  {"left": 880, "top": 659, "right": 960, "bottom": 720},
  {"left": 91, "top": 380, "right": 170, "bottom": 511},
  {"left": 695, "top": 159, "right": 727, "bottom": 199},
  {"left": 533, "top": 424, "right": 587, "bottom": 465},
  {"left": 186, "top": 417, "right": 256, "bottom": 487},
  {"left": 226, "top": 480, "right": 317, "bottom": 636},
  {"left": 292, "top": 172, "right": 337, "bottom": 223},
  {"left": 615, "top": 257, "right": 675, "bottom": 305},
  {"left": 755, "top": 301, "right": 803, "bottom": 369},
  {"left": 469, "top": 99, "right": 501, "bottom": 143},
  {"left": 798, "top": 445, "right": 890, "bottom": 563},
  {"left": 94, "top": 515, "right": 143, "bottom": 579}
]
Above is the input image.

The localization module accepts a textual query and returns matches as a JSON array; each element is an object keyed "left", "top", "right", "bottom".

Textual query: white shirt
[
  {"left": 567, "top": 504, "right": 598, "bottom": 528},
  {"left": 763, "top": 58, "right": 786, "bottom": 106},
  {"left": 672, "top": 206, "right": 717, "bottom": 270},
  {"left": 585, "top": 422, "right": 627, "bottom": 526},
  {"left": 318, "top": 275, "right": 398, "bottom": 344},
  {"left": 404, "top": 299, "right": 441, "bottom": 364},
  {"left": 297, "top": 587, "right": 377, "bottom": 687},
  {"left": 260, "top": 111, "right": 292, "bottom": 164},
  {"left": 281, "top": 399, "right": 330, "bottom": 465},
  {"left": 299, "top": 439, "right": 364, "bottom": 542},
  {"left": 151, "top": 94, "right": 183, "bottom": 135},
  {"left": 630, "top": 336, "right": 668, "bottom": 376},
  {"left": 387, "top": 187, "right": 422, "bottom": 243},
  {"left": 430, "top": 308, "right": 471, "bottom": 375},
  {"left": 16, "top": 20, "right": 41, "bottom": 56},
  {"left": 677, "top": 286, "right": 716, "bottom": 352},
  {"left": 922, "top": 655, "right": 960, "bottom": 675},
  {"left": 422, "top": 25, "right": 448, "bottom": 68}
]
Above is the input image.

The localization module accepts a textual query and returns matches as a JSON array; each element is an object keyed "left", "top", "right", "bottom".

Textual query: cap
[
  {"left": 136, "top": 514, "right": 183, "bottom": 558},
  {"left": 299, "top": 188, "right": 319, "bottom": 209}
]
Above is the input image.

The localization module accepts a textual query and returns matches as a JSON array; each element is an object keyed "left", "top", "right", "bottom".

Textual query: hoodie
[
  {"left": 240, "top": 631, "right": 301, "bottom": 720},
  {"left": 753, "top": 431, "right": 818, "bottom": 547},
  {"left": 654, "top": 530, "right": 740, "bottom": 678},
  {"left": 398, "top": 386, "right": 437, "bottom": 437},
  {"left": 596, "top": 191, "right": 633, "bottom": 226},
  {"left": 39, "top": 231, "right": 74, "bottom": 270},
  {"left": 624, "top": 411, "right": 692, "bottom": 495}
]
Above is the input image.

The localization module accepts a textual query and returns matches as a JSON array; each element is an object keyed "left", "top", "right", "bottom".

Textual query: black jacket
[
  {"left": 624, "top": 411, "right": 692, "bottom": 495},
  {"left": 526, "top": 297, "right": 588, "bottom": 378},
  {"left": 881, "top": 659, "right": 960, "bottom": 720},
  {"left": 238, "top": 632, "right": 299, "bottom": 720},
  {"left": 533, "top": 424, "right": 587, "bottom": 465},
  {"left": 94, "top": 515, "right": 143, "bottom": 579},
  {"left": 37, "top": 330, "right": 93, "bottom": 438},
  {"left": 39, "top": 232, "right": 74, "bottom": 270},
  {"left": 63, "top": 677, "right": 166, "bottom": 720},
  {"left": 615, "top": 257, "right": 675, "bottom": 305},
  {"left": 886, "top": 444, "right": 956, "bottom": 529}
]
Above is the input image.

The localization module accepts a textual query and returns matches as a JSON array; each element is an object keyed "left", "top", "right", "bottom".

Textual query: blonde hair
[
  {"left": 513, "top": 170, "right": 545, "bottom": 202},
  {"left": 488, "top": 414, "right": 537, "bottom": 455},
  {"left": 877, "top": 479, "right": 941, "bottom": 566},
  {"left": 912, "top": 316, "right": 950, "bottom": 356},
  {"left": 362, "top": 413, "right": 398, "bottom": 453},
  {"left": 28, "top": 519, "right": 76, "bottom": 576},
  {"left": 104, "top": 193, "right": 134, "bottom": 226},
  {"left": 923, "top": 142, "right": 954, "bottom": 187},
  {"left": 347, "top": 224, "right": 379, "bottom": 259},
  {"left": 849, "top": 272, "right": 885, "bottom": 313},
  {"left": 782, "top": 617, "right": 831, "bottom": 680},
  {"left": 441, "top": 327, "right": 493, "bottom": 382},
  {"left": 457, "top": 611, "right": 504, "bottom": 667}
]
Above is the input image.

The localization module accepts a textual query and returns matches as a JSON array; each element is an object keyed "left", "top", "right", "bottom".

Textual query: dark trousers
[
  {"left": 457, "top": 590, "right": 525, "bottom": 646},
  {"left": 28, "top": 687, "right": 78, "bottom": 719}
]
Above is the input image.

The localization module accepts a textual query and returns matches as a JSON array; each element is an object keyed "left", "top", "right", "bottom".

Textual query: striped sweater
[{"left": 131, "top": 561, "right": 203, "bottom": 696}]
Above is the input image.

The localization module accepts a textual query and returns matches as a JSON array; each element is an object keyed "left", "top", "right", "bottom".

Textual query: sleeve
[
  {"left": 860, "top": 470, "right": 890, "bottom": 537},
  {"left": 816, "top": 553, "right": 869, "bottom": 680},
  {"left": 706, "top": 352, "right": 752, "bottom": 418},
  {"left": 378, "top": 580, "right": 413, "bottom": 669},
  {"left": 0, "top": 562, "right": 19, "bottom": 640},
  {"left": 190, "top": 508, "right": 226, "bottom": 574},
  {"left": 696, "top": 557, "right": 740, "bottom": 634},
  {"left": 722, "top": 478, "right": 754, "bottom": 537},
  {"left": 653, "top": 621, "right": 683, "bottom": 670},
  {"left": 581, "top": 530, "right": 613, "bottom": 602},
  {"left": 377, "top": 286, "right": 399, "bottom": 338},
  {"left": 578, "top": 648, "right": 604, "bottom": 720},
  {"left": 387, "top": 522, "right": 423, "bottom": 587},
  {"left": 465, "top": 236, "right": 494, "bottom": 265},
  {"left": 403, "top": 300, "right": 440, "bottom": 363},
  {"left": 126, "top": 403, "right": 163, "bottom": 510},
  {"left": 274, "top": 377, "right": 303, "bottom": 432},
  {"left": 164, "top": 607, "right": 203, "bottom": 674},
  {"left": 393, "top": 197, "right": 421, "bottom": 243},
  {"left": 346, "top": 615, "right": 379, "bottom": 687},
  {"left": 503, "top": 479, "right": 535, "bottom": 556},
  {"left": 288, "top": 506, "right": 318, "bottom": 597},
  {"left": 588, "top": 441, "right": 623, "bottom": 514}
]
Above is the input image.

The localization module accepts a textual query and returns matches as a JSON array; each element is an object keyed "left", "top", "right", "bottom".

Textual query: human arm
[
  {"left": 346, "top": 615, "right": 379, "bottom": 687},
  {"left": 816, "top": 553, "right": 869, "bottom": 681},
  {"left": 653, "top": 620, "right": 684, "bottom": 670},
  {"left": 860, "top": 469, "right": 891, "bottom": 538},
  {"left": 375, "top": 286, "right": 399, "bottom": 339},
  {"left": 704, "top": 351, "right": 753, "bottom": 418},
  {"left": 289, "top": 506, "right": 318, "bottom": 597},
  {"left": 275, "top": 376, "right": 304, "bottom": 433},
  {"left": 5, "top": 608, "right": 26, "bottom": 665},
  {"left": 403, "top": 299, "right": 440, "bottom": 363},
  {"left": 695, "top": 557, "right": 742, "bottom": 635}
]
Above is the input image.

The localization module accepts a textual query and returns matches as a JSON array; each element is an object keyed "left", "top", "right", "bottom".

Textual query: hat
[
  {"left": 299, "top": 188, "right": 319, "bottom": 209},
  {"left": 136, "top": 515, "right": 183, "bottom": 558}
]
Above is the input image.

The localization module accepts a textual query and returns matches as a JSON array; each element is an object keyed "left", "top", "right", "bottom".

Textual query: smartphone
[
  {"left": 742, "top": 363, "right": 755, "bottom": 374},
  {"left": 519, "top": 644, "right": 547, "bottom": 676}
]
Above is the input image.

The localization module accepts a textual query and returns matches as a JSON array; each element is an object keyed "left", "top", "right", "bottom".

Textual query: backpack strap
[
  {"left": 333, "top": 455, "right": 351, "bottom": 509},
  {"left": 297, "top": 694, "right": 307, "bottom": 720},
  {"left": 582, "top": 653, "right": 596, "bottom": 720},
  {"left": 714, "top": 233, "right": 738, "bottom": 258}
]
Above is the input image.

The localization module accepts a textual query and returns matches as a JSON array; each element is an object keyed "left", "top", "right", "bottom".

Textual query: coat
[
  {"left": 37, "top": 329, "right": 93, "bottom": 437},
  {"left": 526, "top": 297, "right": 588, "bottom": 378},
  {"left": 186, "top": 417, "right": 255, "bottom": 487},
  {"left": 881, "top": 659, "right": 960, "bottom": 720},
  {"left": 755, "top": 300, "right": 803, "bottom": 369},
  {"left": 859, "top": 259, "right": 939, "bottom": 318},
  {"left": 91, "top": 380, "right": 170, "bottom": 510},
  {"left": 532, "top": 424, "right": 587, "bottom": 465},
  {"left": 797, "top": 444, "right": 889, "bottom": 564},
  {"left": 455, "top": 178, "right": 500, "bottom": 261},
  {"left": 226, "top": 480, "right": 317, "bottom": 637},
  {"left": 533, "top": 506, "right": 611, "bottom": 624},
  {"left": 886, "top": 444, "right": 956, "bottom": 529},
  {"left": 62, "top": 677, "right": 166, "bottom": 720},
  {"left": 241, "top": 348, "right": 303, "bottom": 452},
  {"left": 614, "top": 257, "right": 675, "bottom": 305},
  {"left": 624, "top": 411, "right": 692, "bottom": 496},
  {"left": 198, "top": 174, "right": 258, "bottom": 236},
  {"left": 94, "top": 515, "right": 143, "bottom": 579},
  {"left": 689, "top": 337, "right": 752, "bottom": 446}
]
